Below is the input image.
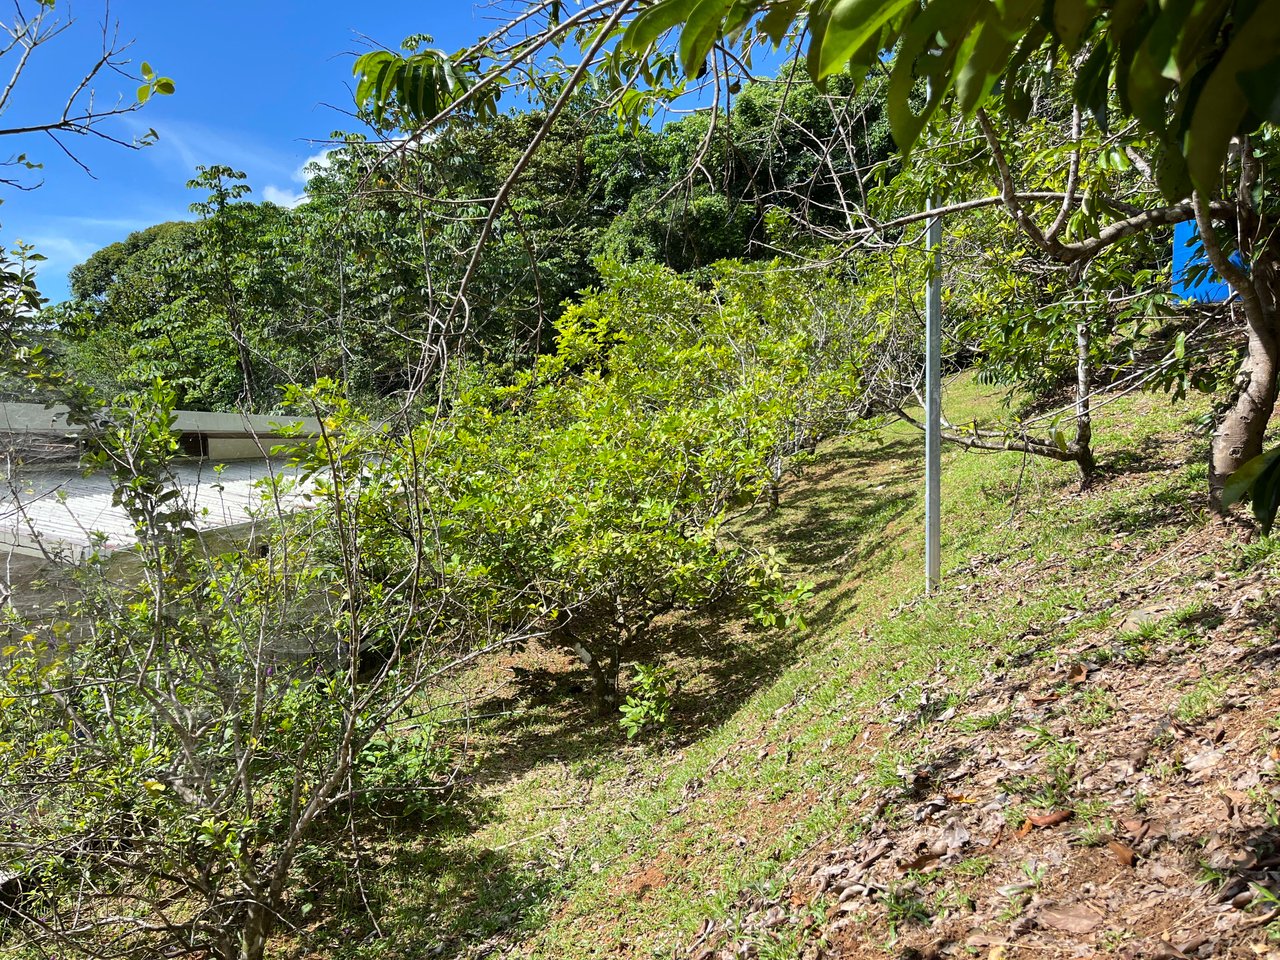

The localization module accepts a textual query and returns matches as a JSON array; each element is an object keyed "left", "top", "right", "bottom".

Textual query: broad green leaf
[
  {"left": 1240, "top": 54, "right": 1280, "bottom": 122},
  {"left": 1252, "top": 455, "right": 1280, "bottom": 535},
  {"left": 1169, "top": 0, "right": 1231, "bottom": 83},
  {"left": 808, "top": 0, "right": 917, "bottom": 83},
  {"left": 1185, "top": 0, "right": 1280, "bottom": 190},
  {"left": 1222, "top": 447, "right": 1280, "bottom": 507},
  {"left": 761, "top": 0, "right": 806, "bottom": 44},
  {"left": 887, "top": 0, "right": 980, "bottom": 149},
  {"left": 1051, "top": 0, "right": 1099, "bottom": 50},
  {"left": 678, "top": 0, "right": 737, "bottom": 76},
  {"left": 623, "top": 0, "right": 700, "bottom": 51},
  {"left": 954, "top": 0, "right": 1036, "bottom": 115}
]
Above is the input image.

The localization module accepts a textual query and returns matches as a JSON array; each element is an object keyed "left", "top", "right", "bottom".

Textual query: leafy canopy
[{"left": 356, "top": 0, "right": 1280, "bottom": 196}]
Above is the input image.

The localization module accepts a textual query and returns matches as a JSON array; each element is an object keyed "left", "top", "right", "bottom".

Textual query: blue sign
[{"left": 1172, "top": 219, "right": 1235, "bottom": 303}]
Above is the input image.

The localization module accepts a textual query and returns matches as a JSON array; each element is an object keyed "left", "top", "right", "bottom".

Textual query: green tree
[{"left": 355, "top": 1, "right": 1280, "bottom": 507}]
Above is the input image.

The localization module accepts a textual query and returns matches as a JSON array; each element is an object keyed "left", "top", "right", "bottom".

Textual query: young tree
[
  {"left": 353, "top": 0, "right": 1280, "bottom": 507},
  {"left": 0, "top": 382, "right": 518, "bottom": 960}
]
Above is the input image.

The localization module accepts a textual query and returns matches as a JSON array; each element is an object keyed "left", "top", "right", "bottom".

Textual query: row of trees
[
  {"left": 3, "top": 255, "right": 894, "bottom": 959},
  {"left": 351, "top": 0, "right": 1280, "bottom": 510},
  {"left": 45, "top": 71, "right": 895, "bottom": 412}
]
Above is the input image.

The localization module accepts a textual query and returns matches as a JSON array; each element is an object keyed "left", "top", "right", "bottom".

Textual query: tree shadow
[
  {"left": 296, "top": 786, "right": 550, "bottom": 959},
  {"left": 1100, "top": 432, "right": 1207, "bottom": 480},
  {"left": 757, "top": 435, "right": 921, "bottom": 629}
]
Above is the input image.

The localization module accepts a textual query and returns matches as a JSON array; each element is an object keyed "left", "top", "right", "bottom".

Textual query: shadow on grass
[
  {"left": 755, "top": 435, "right": 921, "bottom": 629},
  {"left": 311, "top": 435, "right": 927, "bottom": 959},
  {"left": 297, "top": 788, "right": 549, "bottom": 959},
  {"left": 1100, "top": 432, "right": 1207, "bottom": 480}
]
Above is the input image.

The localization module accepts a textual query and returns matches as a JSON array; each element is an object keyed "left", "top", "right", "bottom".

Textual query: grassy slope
[{"left": 323, "top": 375, "right": 1280, "bottom": 960}]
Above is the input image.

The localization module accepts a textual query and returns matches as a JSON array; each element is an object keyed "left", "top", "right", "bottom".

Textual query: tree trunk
[
  {"left": 237, "top": 903, "right": 270, "bottom": 960},
  {"left": 570, "top": 639, "right": 619, "bottom": 717},
  {"left": 1209, "top": 291, "right": 1280, "bottom": 509},
  {"left": 1070, "top": 322, "right": 1096, "bottom": 488},
  {"left": 1196, "top": 175, "right": 1280, "bottom": 511}
]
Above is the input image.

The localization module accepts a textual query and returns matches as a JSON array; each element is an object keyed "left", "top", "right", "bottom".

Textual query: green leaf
[
  {"left": 1222, "top": 447, "right": 1280, "bottom": 508},
  {"left": 1184, "top": 0, "right": 1280, "bottom": 191},
  {"left": 954, "top": 0, "right": 1036, "bottom": 115},
  {"left": 1254, "top": 457, "right": 1280, "bottom": 535},
  {"left": 760, "top": 0, "right": 805, "bottom": 44},
  {"left": 887, "top": 0, "right": 981, "bottom": 149},
  {"left": 808, "top": 0, "right": 917, "bottom": 83},
  {"left": 1239, "top": 53, "right": 1280, "bottom": 122},
  {"left": 1051, "top": 0, "right": 1099, "bottom": 50},
  {"left": 678, "top": 0, "right": 736, "bottom": 76},
  {"left": 1072, "top": 38, "right": 1113, "bottom": 128},
  {"left": 623, "top": 0, "right": 699, "bottom": 52}
]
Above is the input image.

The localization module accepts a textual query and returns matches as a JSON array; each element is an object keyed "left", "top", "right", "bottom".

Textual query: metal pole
[{"left": 924, "top": 197, "right": 943, "bottom": 594}]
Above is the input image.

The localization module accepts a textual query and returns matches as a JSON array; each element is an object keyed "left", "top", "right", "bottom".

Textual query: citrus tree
[{"left": 354, "top": 0, "right": 1280, "bottom": 510}]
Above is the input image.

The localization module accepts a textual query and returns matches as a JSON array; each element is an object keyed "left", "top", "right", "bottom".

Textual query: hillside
[{"left": 284, "top": 376, "right": 1280, "bottom": 959}]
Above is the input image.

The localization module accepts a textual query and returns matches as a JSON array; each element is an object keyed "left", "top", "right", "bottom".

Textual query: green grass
[
  {"left": 1174, "top": 672, "right": 1234, "bottom": 725},
  {"left": 309, "top": 376, "right": 1235, "bottom": 960}
]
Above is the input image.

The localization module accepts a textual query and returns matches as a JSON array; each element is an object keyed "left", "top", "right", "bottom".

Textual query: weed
[
  {"left": 619, "top": 663, "right": 678, "bottom": 739},
  {"left": 1021, "top": 861, "right": 1048, "bottom": 887},
  {"left": 879, "top": 882, "right": 931, "bottom": 939},
  {"left": 1174, "top": 673, "right": 1231, "bottom": 725},
  {"left": 1248, "top": 787, "right": 1280, "bottom": 828},
  {"left": 870, "top": 746, "right": 921, "bottom": 793},
  {"left": 1075, "top": 687, "right": 1118, "bottom": 727},
  {"left": 950, "top": 855, "right": 994, "bottom": 879},
  {"left": 1022, "top": 723, "right": 1058, "bottom": 751},
  {"left": 1073, "top": 798, "right": 1114, "bottom": 847},
  {"left": 956, "top": 706, "right": 1014, "bottom": 732},
  {"left": 1101, "top": 928, "right": 1134, "bottom": 952},
  {"left": 1237, "top": 536, "right": 1280, "bottom": 572},
  {"left": 1248, "top": 884, "right": 1280, "bottom": 942},
  {"left": 1004, "top": 740, "right": 1077, "bottom": 811}
]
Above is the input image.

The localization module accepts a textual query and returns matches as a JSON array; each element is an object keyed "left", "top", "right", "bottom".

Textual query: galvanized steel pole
[{"left": 924, "top": 199, "right": 943, "bottom": 594}]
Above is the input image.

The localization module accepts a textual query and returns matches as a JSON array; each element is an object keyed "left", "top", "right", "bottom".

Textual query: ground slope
[{"left": 318, "top": 376, "right": 1280, "bottom": 960}]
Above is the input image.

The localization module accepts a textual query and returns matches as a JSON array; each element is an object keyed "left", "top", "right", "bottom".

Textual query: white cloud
[
  {"left": 295, "top": 149, "right": 334, "bottom": 182},
  {"left": 262, "top": 185, "right": 308, "bottom": 208},
  {"left": 19, "top": 234, "right": 98, "bottom": 289},
  {"left": 262, "top": 147, "right": 338, "bottom": 209}
]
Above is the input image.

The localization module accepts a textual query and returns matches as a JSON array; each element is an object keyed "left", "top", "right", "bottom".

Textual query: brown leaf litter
[{"left": 676, "top": 535, "right": 1280, "bottom": 960}]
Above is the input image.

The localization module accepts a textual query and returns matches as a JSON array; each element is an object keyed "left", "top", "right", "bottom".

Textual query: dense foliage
[{"left": 5, "top": 2, "right": 1280, "bottom": 957}]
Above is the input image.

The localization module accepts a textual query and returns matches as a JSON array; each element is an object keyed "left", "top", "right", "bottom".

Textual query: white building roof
[
  {"left": 0, "top": 459, "right": 311, "bottom": 559},
  {"left": 0, "top": 402, "right": 321, "bottom": 439}
]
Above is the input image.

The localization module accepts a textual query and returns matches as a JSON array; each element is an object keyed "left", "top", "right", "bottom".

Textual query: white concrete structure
[
  {"left": 0, "top": 403, "right": 321, "bottom": 561},
  {"left": 0, "top": 403, "right": 321, "bottom": 451},
  {"left": 1, "top": 459, "right": 310, "bottom": 560}
]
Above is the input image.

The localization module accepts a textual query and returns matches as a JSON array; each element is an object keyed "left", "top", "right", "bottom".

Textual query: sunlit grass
[{"left": 320, "top": 375, "right": 1217, "bottom": 959}]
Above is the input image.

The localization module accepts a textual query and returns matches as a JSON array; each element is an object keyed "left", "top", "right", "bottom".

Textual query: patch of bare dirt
[{"left": 681, "top": 537, "right": 1280, "bottom": 960}]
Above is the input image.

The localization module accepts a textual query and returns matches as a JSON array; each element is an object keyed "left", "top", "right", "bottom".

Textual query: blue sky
[{"left": 1, "top": 2, "right": 500, "bottom": 302}]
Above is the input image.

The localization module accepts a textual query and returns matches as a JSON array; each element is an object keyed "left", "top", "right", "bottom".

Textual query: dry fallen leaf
[
  {"left": 1028, "top": 810, "right": 1074, "bottom": 828},
  {"left": 1107, "top": 839, "right": 1137, "bottom": 867},
  {"left": 1068, "top": 663, "right": 1089, "bottom": 685},
  {"left": 1039, "top": 902, "right": 1103, "bottom": 934},
  {"left": 896, "top": 852, "right": 941, "bottom": 873}
]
